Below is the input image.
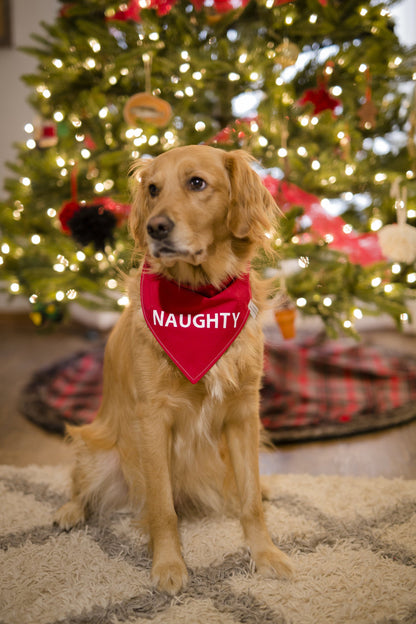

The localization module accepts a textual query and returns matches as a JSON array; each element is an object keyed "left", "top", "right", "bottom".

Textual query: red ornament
[
  {"left": 207, "top": 116, "right": 258, "bottom": 145},
  {"left": 107, "top": 0, "right": 141, "bottom": 22},
  {"left": 59, "top": 197, "right": 130, "bottom": 232},
  {"left": 298, "top": 83, "right": 341, "bottom": 115}
]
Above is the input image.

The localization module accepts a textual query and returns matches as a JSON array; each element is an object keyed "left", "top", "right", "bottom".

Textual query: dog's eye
[
  {"left": 188, "top": 177, "right": 207, "bottom": 191},
  {"left": 148, "top": 184, "right": 159, "bottom": 197}
]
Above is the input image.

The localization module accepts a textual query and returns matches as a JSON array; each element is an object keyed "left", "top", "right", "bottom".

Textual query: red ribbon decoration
[{"left": 263, "top": 177, "right": 385, "bottom": 266}]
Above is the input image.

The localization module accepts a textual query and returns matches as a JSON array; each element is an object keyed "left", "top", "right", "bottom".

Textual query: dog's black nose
[{"left": 146, "top": 215, "right": 174, "bottom": 240}]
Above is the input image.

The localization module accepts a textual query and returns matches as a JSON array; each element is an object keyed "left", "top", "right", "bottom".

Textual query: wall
[{"left": 0, "top": 0, "right": 58, "bottom": 198}]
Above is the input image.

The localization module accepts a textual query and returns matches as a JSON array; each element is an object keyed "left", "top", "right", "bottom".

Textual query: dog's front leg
[
  {"left": 136, "top": 413, "right": 188, "bottom": 595},
  {"left": 224, "top": 400, "right": 293, "bottom": 580}
]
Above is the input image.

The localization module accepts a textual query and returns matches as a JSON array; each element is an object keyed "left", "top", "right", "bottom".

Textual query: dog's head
[{"left": 130, "top": 145, "right": 277, "bottom": 282}]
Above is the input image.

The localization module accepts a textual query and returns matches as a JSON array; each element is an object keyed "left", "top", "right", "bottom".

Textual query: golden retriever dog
[{"left": 54, "top": 144, "right": 293, "bottom": 594}]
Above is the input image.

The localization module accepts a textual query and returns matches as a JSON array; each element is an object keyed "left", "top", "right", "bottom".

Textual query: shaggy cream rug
[{"left": 0, "top": 465, "right": 415, "bottom": 624}]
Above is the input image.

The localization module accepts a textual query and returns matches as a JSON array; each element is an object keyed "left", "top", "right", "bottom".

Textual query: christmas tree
[{"left": 1, "top": 0, "right": 416, "bottom": 336}]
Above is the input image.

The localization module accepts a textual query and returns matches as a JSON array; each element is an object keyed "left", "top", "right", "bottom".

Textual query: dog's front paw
[
  {"left": 151, "top": 557, "right": 188, "bottom": 595},
  {"left": 254, "top": 545, "right": 294, "bottom": 580},
  {"left": 54, "top": 501, "right": 85, "bottom": 530}
]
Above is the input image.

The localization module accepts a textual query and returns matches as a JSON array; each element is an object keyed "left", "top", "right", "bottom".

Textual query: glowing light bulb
[
  {"left": 88, "top": 38, "right": 101, "bottom": 52},
  {"left": 85, "top": 58, "right": 96, "bottom": 69},
  {"left": 370, "top": 218, "right": 383, "bottom": 231},
  {"left": 297, "top": 298, "right": 307, "bottom": 307}
]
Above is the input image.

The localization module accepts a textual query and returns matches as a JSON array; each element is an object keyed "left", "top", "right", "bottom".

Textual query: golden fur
[{"left": 54, "top": 145, "right": 293, "bottom": 594}]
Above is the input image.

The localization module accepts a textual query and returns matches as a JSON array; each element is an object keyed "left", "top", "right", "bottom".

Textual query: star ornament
[{"left": 298, "top": 85, "right": 342, "bottom": 115}]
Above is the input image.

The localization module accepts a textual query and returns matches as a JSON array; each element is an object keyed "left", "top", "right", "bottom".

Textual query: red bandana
[{"left": 140, "top": 264, "right": 254, "bottom": 383}]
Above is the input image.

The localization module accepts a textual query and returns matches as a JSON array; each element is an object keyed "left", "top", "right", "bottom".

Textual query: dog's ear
[
  {"left": 225, "top": 150, "right": 278, "bottom": 246},
  {"left": 128, "top": 159, "right": 152, "bottom": 249}
]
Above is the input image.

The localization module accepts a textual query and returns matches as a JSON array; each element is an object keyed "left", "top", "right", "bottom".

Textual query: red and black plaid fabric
[
  {"left": 20, "top": 348, "right": 104, "bottom": 434},
  {"left": 19, "top": 337, "right": 416, "bottom": 441},
  {"left": 262, "top": 333, "right": 416, "bottom": 441}
]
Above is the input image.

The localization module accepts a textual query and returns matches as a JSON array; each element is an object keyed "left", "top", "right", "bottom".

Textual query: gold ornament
[
  {"left": 124, "top": 53, "right": 173, "bottom": 128},
  {"left": 274, "top": 38, "right": 300, "bottom": 69},
  {"left": 123, "top": 93, "right": 172, "bottom": 128}
]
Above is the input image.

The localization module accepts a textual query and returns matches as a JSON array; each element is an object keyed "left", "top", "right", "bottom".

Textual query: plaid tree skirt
[{"left": 19, "top": 337, "right": 416, "bottom": 442}]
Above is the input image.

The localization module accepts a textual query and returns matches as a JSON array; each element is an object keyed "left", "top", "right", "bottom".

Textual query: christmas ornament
[
  {"left": 298, "top": 64, "right": 341, "bottom": 116},
  {"left": 107, "top": 0, "right": 177, "bottom": 21},
  {"left": 124, "top": 53, "right": 172, "bottom": 128},
  {"left": 378, "top": 184, "right": 416, "bottom": 264},
  {"left": 123, "top": 92, "right": 173, "bottom": 127},
  {"left": 275, "top": 306, "right": 296, "bottom": 340},
  {"left": 66, "top": 204, "right": 117, "bottom": 250},
  {"left": 34, "top": 118, "right": 58, "bottom": 148},
  {"left": 298, "top": 83, "right": 341, "bottom": 115},
  {"left": 207, "top": 117, "right": 256, "bottom": 146},
  {"left": 59, "top": 167, "right": 130, "bottom": 250},
  {"left": 59, "top": 197, "right": 130, "bottom": 250},
  {"left": 357, "top": 99, "right": 377, "bottom": 130},
  {"left": 274, "top": 38, "right": 299, "bottom": 68},
  {"left": 107, "top": 0, "right": 141, "bottom": 22},
  {"left": 358, "top": 69, "right": 377, "bottom": 130},
  {"left": 30, "top": 302, "right": 64, "bottom": 327},
  {"left": 140, "top": 262, "right": 253, "bottom": 383}
]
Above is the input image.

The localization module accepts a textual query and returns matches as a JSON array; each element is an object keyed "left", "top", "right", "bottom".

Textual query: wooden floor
[{"left": 1, "top": 314, "right": 416, "bottom": 479}]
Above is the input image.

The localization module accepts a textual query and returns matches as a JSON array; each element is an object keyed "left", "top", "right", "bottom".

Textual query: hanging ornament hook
[{"left": 142, "top": 52, "right": 152, "bottom": 94}]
